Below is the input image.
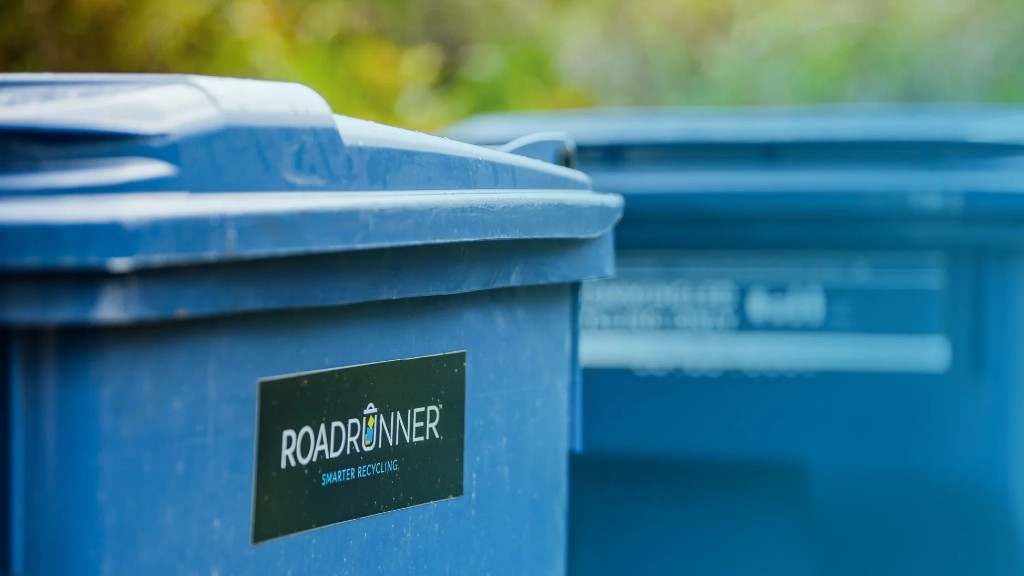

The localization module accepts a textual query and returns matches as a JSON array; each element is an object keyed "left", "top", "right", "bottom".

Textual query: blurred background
[{"left": 2, "top": 0, "right": 1024, "bottom": 131}]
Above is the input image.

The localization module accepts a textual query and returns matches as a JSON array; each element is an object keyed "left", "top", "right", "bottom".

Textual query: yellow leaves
[
  {"left": 400, "top": 43, "right": 445, "bottom": 87},
  {"left": 3, "top": 0, "right": 1024, "bottom": 130},
  {"left": 294, "top": 1, "right": 346, "bottom": 44},
  {"left": 351, "top": 37, "right": 402, "bottom": 92}
]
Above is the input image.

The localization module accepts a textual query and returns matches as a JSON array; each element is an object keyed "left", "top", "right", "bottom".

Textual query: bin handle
[{"left": 497, "top": 132, "right": 577, "bottom": 169}]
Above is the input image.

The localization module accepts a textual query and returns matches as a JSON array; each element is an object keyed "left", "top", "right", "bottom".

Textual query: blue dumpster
[
  {"left": 0, "top": 75, "right": 622, "bottom": 575},
  {"left": 447, "top": 107, "right": 1024, "bottom": 576}
]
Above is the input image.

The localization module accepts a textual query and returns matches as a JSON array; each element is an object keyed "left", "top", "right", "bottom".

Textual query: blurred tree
[{"left": 1, "top": 0, "right": 1022, "bottom": 130}]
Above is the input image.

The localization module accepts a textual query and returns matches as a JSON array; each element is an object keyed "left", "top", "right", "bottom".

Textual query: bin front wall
[
  {"left": 573, "top": 245, "right": 1024, "bottom": 576},
  {"left": 7, "top": 284, "right": 576, "bottom": 575}
]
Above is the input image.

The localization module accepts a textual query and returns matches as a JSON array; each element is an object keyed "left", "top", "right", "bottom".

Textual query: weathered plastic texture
[
  {"left": 447, "top": 107, "right": 1024, "bottom": 576},
  {"left": 0, "top": 75, "right": 623, "bottom": 575}
]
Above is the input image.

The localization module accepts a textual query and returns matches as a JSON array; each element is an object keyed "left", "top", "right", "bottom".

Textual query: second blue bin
[{"left": 448, "top": 107, "right": 1024, "bottom": 576}]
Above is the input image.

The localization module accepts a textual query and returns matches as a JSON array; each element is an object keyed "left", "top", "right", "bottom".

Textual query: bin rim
[
  {"left": 445, "top": 104, "right": 1024, "bottom": 147},
  {"left": 0, "top": 188, "right": 623, "bottom": 272}
]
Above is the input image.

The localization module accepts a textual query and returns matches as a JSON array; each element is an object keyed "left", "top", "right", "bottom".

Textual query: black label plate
[{"left": 252, "top": 351, "right": 466, "bottom": 543}]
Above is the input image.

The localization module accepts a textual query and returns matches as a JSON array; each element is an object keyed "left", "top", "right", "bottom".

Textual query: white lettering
[
  {"left": 396, "top": 410, "right": 411, "bottom": 444},
  {"left": 346, "top": 418, "right": 361, "bottom": 454},
  {"left": 314, "top": 423, "right": 330, "bottom": 462},
  {"left": 379, "top": 412, "right": 394, "bottom": 447},
  {"left": 281, "top": 429, "right": 297, "bottom": 469},
  {"left": 282, "top": 403, "right": 443, "bottom": 468},
  {"left": 297, "top": 426, "right": 315, "bottom": 465},
  {"left": 330, "top": 421, "right": 345, "bottom": 458},
  {"left": 412, "top": 407, "right": 425, "bottom": 442},
  {"left": 426, "top": 405, "right": 440, "bottom": 440}
]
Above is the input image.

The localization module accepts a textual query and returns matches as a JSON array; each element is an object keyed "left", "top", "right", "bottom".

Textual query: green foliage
[{"left": 2, "top": 0, "right": 1023, "bottom": 130}]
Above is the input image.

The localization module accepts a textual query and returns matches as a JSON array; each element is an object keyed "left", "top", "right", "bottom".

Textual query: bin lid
[
  {"left": 445, "top": 106, "right": 1024, "bottom": 220},
  {"left": 0, "top": 75, "right": 620, "bottom": 271},
  {"left": 0, "top": 74, "right": 593, "bottom": 195}
]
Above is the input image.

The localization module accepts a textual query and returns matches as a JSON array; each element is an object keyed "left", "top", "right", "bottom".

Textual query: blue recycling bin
[
  {"left": 447, "top": 107, "right": 1024, "bottom": 576},
  {"left": 0, "top": 75, "right": 622, "bottom": 575}
]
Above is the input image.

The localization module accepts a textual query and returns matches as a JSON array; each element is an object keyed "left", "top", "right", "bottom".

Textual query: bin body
[
  {"left": 0, "top": 75, "right": 622, "bottom": 575},
  {"left": 447, "top": 107, "right": 1024, "bottom": 576}
]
